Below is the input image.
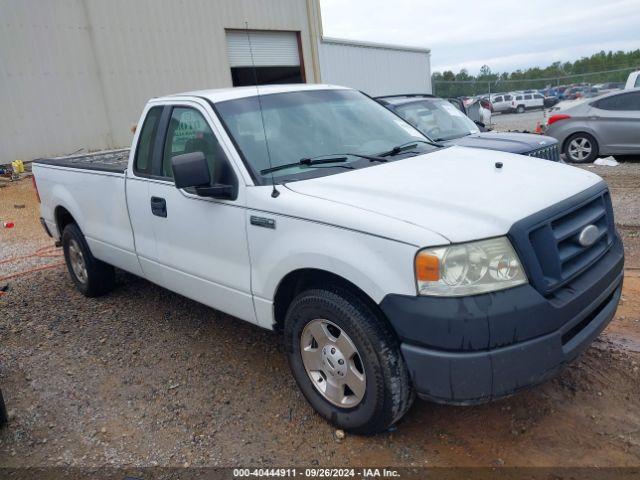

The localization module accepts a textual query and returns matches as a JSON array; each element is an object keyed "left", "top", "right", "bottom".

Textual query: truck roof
[{"left": 161, "top": 83, "right": 349, "bottom": 104}]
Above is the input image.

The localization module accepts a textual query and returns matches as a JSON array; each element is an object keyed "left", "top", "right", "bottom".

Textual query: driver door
[{"left": 146, "top": 101, "right": 256, "bottom": 324}]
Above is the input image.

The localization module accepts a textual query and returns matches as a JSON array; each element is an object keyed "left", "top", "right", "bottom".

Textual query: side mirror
[
  {"left": 474, "top": 120, "right": 487, "bottom": 131},
  {"left": 171, "top": 151, "right": 210, "bottom": 189},
  {"left": 171, "top": 152, "right": 236, "bottom": 200}
]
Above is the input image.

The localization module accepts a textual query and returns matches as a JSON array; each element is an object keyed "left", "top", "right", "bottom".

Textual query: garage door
[{"left": 226, "top": 30, "right": 304, "bottom": 86}]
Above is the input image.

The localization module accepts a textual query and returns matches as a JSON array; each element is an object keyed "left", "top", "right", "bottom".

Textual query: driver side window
[{"left": 162, "top": 107, "right": 233, "bottom": 186}]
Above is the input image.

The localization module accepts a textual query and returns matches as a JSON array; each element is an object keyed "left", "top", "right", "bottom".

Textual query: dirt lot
[
  {"left": 490, "top": 109, "right": 546, "bottom": 133},
  {"left": 1, "top": 163, "right": 639, "bottom": 468}
]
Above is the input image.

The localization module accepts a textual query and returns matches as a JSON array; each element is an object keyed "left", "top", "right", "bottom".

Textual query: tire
[
  {"left": 516, "top": 105, "right": 525, "bottom": 113},
  {"left": 284, "top": 287, "right": 414, "bottom": 434},
  {"left": 563, "top": 132, "right": 599, "bottom": 163},
  {"left": 61, "top": 223, "right": 115, "bottom": 297},
  {"left": 0, "top": 389, "right": 7, "bottom": 427}
]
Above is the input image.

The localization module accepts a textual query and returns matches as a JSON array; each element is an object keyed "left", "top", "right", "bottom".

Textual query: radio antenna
[{"left": 245, "top": 22, "right": 279, "bottom": 198}]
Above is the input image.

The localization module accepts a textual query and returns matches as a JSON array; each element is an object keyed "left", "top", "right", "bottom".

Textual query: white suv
[
  {"left": 511, "top": 93, "right": 544, "bottom": 113},
  {"left": 490, "top": 93, "right": 513, "bottom": 113}
]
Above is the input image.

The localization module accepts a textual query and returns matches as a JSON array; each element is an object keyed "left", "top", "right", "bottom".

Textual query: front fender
[{"left": 248, "top": 214, "right": 419, "bottom": 305}]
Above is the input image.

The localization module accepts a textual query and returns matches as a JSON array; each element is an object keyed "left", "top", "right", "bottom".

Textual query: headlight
[{"left": 415, "top": 237, "right": 527, "bottom": 296}]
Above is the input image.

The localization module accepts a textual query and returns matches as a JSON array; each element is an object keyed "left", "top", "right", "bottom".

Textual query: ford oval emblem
[{"left": 578, "top": 225, "right": 599, "bottom": 247}]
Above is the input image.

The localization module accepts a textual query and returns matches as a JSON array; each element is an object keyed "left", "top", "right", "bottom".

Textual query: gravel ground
[
  {"left": 1, "top": 168, "right": 640, "bottom": 468},
  {"left": 490, "top": 109, "right": 547, "bottom": 133}
]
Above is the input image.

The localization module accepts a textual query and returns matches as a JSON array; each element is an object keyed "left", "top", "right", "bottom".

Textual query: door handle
[{"left": 150, "top": 196, "right": 167, "bottom": 218}]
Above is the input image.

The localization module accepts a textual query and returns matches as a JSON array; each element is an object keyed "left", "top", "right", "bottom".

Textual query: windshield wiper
[
  {"left": 433, "top": 133, "right": 471, "bottom": 142},
  {"left": 260, "top": 153, "right": 387, "bottom": 175},
  {"left": 377, "top": 139, "right": 443, "bottom": 157}
]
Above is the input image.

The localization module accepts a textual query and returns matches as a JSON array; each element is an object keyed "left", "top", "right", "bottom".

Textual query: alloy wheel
[{"left": 568, "top": 137, "right": 592, "bottom": 162}]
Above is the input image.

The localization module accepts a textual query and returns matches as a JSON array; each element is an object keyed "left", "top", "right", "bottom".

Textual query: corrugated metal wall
[
  {"left": 319, "top": 38, "right": 431, "bottom": 97},
  {"left": 0, "top": 0, "right": 321, "bottom": 163}
]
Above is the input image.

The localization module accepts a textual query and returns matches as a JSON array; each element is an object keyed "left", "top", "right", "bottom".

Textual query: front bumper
[{"left": 380, "top": 235, "right": 624, "bottom": 405}]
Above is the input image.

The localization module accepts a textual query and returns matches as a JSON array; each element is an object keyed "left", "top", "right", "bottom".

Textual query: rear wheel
[
  {"left": 0, "top": 389, "right": 7, "bottom": 427},
  {"left": 516, "top": 105, "right": 525, "bottom": 113},
  {"left": 564, "top": 133, "right": 599, "bottom": 163},
  {"left": 284, "top": 287, "right": 414, "bottom": 435},
  {"left": 62, "top": 223, "right": 115, "bottom": 297}
]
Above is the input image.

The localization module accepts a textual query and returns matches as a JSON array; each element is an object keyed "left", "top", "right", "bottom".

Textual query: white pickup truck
[{"left": 33, "top": 84, "right": 624, "bottom": 434}]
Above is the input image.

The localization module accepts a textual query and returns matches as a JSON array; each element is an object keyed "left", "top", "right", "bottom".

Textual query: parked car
[
  {"left": 561, "top": 87, "right": 581, "bottom": 101},
  {"left": 545, "top": 88, "right": 640, "bottom": 163},
  {"left": 592, "top": 82, "right": 624, "bottom": 94},
  {"left": 465, "top": 98, "right": 492, "bottom": 126},
  {"left": 453, "top": 96, "right": 491, "bottom": 126},
  {"left": 563, "top": 86, "right": 600, "bottom": 101},
  {"left": 479, "top": 97, "right": 493, "bottom": 113},
  {"left": 556, "top": 86, "right": 569, "bottom": 100},
  {"left": 377, "top": 94, "right": 560, "bottom": 160},
  {"left": 33, "top": 84, "right": 623, "bottom": 434},
  {"left": 446, "top": 97, "right": 466, "bottom": 114},
  {"left": 511, "top": 92, "right": 544, "bottom": 113},
  {"left": 625, "top": 70, "right": 640, "bottom": 89},
  {"left": 490, "top": 93, "right": 513, "bottom": 113}
]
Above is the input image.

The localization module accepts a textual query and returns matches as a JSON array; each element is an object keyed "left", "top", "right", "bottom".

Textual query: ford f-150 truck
[{"left": 33, "top": 84, "right": 624, "bottom": 434}]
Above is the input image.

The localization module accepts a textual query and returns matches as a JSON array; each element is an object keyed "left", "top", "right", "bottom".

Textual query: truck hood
[
  {"left": 441, "top": 132, "right": 558, "bottom": 154},
  {"left": 285, "top": 146, "right": 602, "bottom": 243}
]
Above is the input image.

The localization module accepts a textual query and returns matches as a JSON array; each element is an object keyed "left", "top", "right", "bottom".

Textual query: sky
[{"left": 319, "top": 0, "right": 640, "bottom": 75}]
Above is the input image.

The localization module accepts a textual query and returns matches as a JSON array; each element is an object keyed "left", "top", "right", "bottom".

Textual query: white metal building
[
  {"left": 319, "top": 37, "right": 431, "bottom": 97},
  {"left": 0, "top": 0, "right": 431, "bottom": 163}
]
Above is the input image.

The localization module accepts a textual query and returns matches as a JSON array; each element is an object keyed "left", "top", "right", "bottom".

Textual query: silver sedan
[{"left": 545, "top": 88, "right": 640, "bottom": 163}]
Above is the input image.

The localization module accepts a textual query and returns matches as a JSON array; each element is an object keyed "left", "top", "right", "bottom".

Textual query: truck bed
[{"left": 33, "top": 149, "right": 130, "bottom": 173}]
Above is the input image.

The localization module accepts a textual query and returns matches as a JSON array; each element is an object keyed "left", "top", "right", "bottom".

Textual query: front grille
[
  {"left": 509, "top": 186, "right": 615, "bottom": 295},
  {"left": 527, "top": 144, "right": 560, "bottom": 161}
]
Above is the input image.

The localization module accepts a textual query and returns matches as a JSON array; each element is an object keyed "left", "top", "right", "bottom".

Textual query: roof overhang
[{"left": 321, "top": 36, "right": 430, "bottom": 54}]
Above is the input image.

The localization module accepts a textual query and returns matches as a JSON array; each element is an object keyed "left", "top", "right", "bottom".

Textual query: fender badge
[{"left": 250, "top": 215, "right": 276, "bottom": 229}]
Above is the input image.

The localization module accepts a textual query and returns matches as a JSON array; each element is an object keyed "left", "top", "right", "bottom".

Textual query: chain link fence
[{"left": 432, "top": 66, "right": 639, "bottom": 98}]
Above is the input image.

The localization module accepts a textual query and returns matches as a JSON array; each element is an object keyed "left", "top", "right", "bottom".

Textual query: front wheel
[
  {"left": 284, "top": 287, "right": 414, "bottom": 434},
  {"left": 516, "top": 105, "right": 525, "bottom": 113},
  {"left": 564, "top": 132, "right": 599, "bottom": 163}
]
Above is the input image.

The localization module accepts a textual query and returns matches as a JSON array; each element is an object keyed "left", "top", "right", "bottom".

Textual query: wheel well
[
  {"left": 54, "top": 206, "right": 76, "bottom": 235},
  {"left": 273, "top": 269, "right": 386, "bottom": 333}
]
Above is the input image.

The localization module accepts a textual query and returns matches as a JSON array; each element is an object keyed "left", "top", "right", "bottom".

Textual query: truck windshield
[
  {"left": 215, "top": 89, "right": 435, "bottom": 184},
  {"left": 393, "top": 98, "right": 480, "bottom": 142}
]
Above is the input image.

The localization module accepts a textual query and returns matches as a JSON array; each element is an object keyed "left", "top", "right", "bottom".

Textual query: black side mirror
[
  {"left": 171, "top": 151, "right": 236, "bottom": 200},
  {"left": 474, "top": 120, "right": 487, "bottom": 131},
  {"left": 171, "top": 151, "right": 210, "bottom": 188}
]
